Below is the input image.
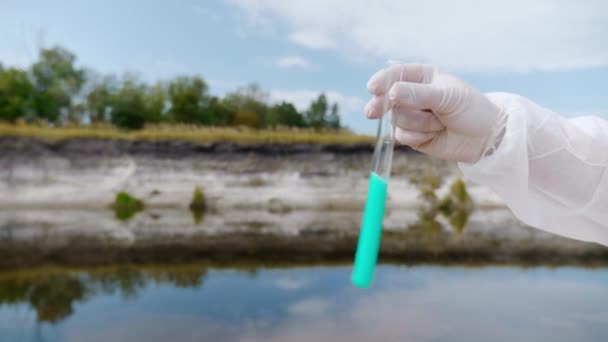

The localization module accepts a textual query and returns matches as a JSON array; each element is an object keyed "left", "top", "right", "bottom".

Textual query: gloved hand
[{"left": 365, "top": 64, "right": 507, "bottom": 163}]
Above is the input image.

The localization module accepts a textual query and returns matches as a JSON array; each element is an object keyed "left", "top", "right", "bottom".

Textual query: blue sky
[{"left": 1, "top": 0, "right": 607, "bottom": 134}]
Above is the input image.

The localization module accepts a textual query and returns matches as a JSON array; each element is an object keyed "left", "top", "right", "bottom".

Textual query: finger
[
  {"left": 395, "top": 127, "right": 437, "bottom": 148},
  {"left": 364, "top": 95, "right": 389, "bottom": 119},
  {"left": 367, "top": 64, "right": 436, "bottom": 95},
  {"left": 389, "top": 82, "right": 445, "bottom": 111},
  {"left": 393, "top": 107, "right": 444, "bottom": 133}
]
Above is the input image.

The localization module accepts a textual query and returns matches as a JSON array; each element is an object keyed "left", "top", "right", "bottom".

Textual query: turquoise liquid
[{"left": 351, "top": 172, "right": 388, "bottom": 288}]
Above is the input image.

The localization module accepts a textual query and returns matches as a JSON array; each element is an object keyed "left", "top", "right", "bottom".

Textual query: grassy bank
[{"left": 0, "top": 123, "right": 375, "bottom": 145}]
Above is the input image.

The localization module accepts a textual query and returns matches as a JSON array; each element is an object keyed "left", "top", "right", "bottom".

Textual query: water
[{"left": 1, "top": 264, "right": 608, "bottom": 341}]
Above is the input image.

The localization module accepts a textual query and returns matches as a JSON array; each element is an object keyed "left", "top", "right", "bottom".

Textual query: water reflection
[
  {"left": 0, "top": 266, "right": 208, "bottom": 324},
  {"left": 1, "top": 265, "right": 608, "bottom": 341},
  {"left": 190, "top": 208, "right": 205, "bottom": 224},
  {"left": 407, "top": 175, "right": 473, "bottom": 235},
  {"left": 1, "top": 206, "right": 605, "bottom": 270}
]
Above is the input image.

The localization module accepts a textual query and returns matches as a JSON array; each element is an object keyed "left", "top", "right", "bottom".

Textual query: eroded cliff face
[
  {"left": 0, "top": 137, "right": 497, "bottom": 210},
  {"left": 2, "top": 137, "right": 600, "bottom": 269}
]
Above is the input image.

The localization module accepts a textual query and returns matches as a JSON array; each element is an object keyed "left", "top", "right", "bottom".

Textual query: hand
[{"left": 365, "top": 64, "right": 507, "bottom": 163}]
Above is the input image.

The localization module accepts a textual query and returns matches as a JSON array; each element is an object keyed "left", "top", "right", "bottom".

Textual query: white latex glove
[
  {"left": 365, "top": 64, "right": 507, "bottom": 163},
  {"left": 365, "top": 64, "right": 608, "bottom": 245}
]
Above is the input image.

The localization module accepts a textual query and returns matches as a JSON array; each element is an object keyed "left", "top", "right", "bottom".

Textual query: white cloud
[
  {"left": 228, "top": 0, "right": 608, "bottom": 72},
  {"left": 276, "top": 56, "right": 312, "bottom": 69},
  {"left": 269, "top": 88, "right": 364, "bottom": 115},
  {"left": 289, "top": 31, "right": 334, "bottom": 50}
]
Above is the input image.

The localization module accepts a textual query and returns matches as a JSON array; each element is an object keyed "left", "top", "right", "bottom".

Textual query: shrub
[
  {"left": 111, "top": 192, "right": 144, "bottom": 220},
  {"left": 189, "top": 186, "right": 207, "bottom": 224}
]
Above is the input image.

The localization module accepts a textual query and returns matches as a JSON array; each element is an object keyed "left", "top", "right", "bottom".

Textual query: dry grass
[{"left": 0, "top": 123, "right": 375, "bottom": 145}]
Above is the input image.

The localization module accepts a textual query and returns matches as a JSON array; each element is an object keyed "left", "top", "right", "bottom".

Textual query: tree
[
  {"left": 206, "top": 96, "right": 235, "bottom": 125},
  {"left": 270, "top": 102, "right": 305, "bottom": 127},
  {"left": 222, "top": 83, "right": 268, "bottom": 128},
  {"left": 0, "top": 68, "right": 34, "bottom": 122},
  {"left": 31, "top": 46, "right": 84, "bottom": 122},
  {"left": 86, "top": 79, "right": 112, "bottom": 123},
  {"left": 109, "top": 79, "right": 147, "bottom": 130},
  {"left": 306, "top": 93, "right": 328, "bottom": 129},
  {"left": 233, "top": 110, "right": 260, "bottom": 128},
  {"left": 305, "top": 94, "right": 341, "bottom": 130},
  {"left": 0, "top": 45, "right": 329, "bottom": 130},
  {"left": 144, "top": 81, "right": 167, "bottom": 123},
  {"left": 327, "top": 103, "right": 340, "bottom": 129},
  {"left": 167, "top": 76, "right": 209, "bottom": 124}
]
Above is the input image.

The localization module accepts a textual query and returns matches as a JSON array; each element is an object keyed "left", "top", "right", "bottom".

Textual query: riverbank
[
  {"left": 1, "top": 135, "right": 605, "bottom": 270},
  {"left": 1, "top": 206, "right": 605, "bottom": 270}
]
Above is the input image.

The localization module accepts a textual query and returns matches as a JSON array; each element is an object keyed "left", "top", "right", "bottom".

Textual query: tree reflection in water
[{"left": 0, "top": 266, "right": 208, "bottom": 323}]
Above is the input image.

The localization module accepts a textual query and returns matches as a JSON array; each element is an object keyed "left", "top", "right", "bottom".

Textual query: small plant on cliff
[
  {"left": 410, "top": 175, "right": 474, "bottom": 234},
  {"left": 438, "top": 179, "right": 473, "bottom": 215},
  {"left": 438, "top": 179, "right": 473, "bottom": 234},
  {"left": 189, "top": 186, "right": 207, "bottom": 224},
  {"left": 111, "top": 192, "right": 144, "bottom": 221}
]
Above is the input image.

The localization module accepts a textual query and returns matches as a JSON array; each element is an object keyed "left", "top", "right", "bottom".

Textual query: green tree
[
  {"left": 327, "top": 102, "right": 341, "bottom": 129},
  {"left": 167, "top": 76, "right": 209, "bottom": 124},
  {"left": 206, "top": 96, "right": 235, "bottom": 125},
  {"left": 233, "top": 110, "right": 260, "bottom": 128},
  {"left": 29, "top": 275, "right": 86, "bottom": 323},
  {"left": 109, "top": 79, "right": 147, "bottom": 130},
  {"left": 223, "top": 83, "right": 268, "bottom": 128},
  {"left": 305, "top": 94, "right": 341, "bottom": 130},
  {"left": 144, "top": 81, "right": 167, "bottom": 123},
  {"left": 86, "top": 79, "right": 112, "bottom": 123},
  {"left": 31, "top": 46, "right": 84, "bottom": 122},
  {"left": 0, "top": 45, "right": 324, "bottom": 130},
  {"left": 0, "top": 68, "right": 34, "bottom": 122},
  {"left": 306, "top": 93, "right": 328, "bottom": 129},
  {"left": 271, "top": 102, "right": 305, "bottom": 127}
]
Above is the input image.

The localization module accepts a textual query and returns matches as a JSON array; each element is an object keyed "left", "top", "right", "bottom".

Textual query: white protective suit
[
  {"left": 365, "top": 64, "right": 608, "bottom": 246},
  {"left": 460, "top": 93, "right": 608, "bottom": 245}
]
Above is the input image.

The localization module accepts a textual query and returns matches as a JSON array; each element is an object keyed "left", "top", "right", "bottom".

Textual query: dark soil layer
[
  {"left": 1, "top": 231, "right": 606, "bottom": 271},
  {"left": 0, "top": 136, "right": 416, "bottom": 159}
]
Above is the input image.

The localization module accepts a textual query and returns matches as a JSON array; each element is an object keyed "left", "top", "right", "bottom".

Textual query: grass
[{"left": 0, "top": 122, "right": 375, "bottom": 145}]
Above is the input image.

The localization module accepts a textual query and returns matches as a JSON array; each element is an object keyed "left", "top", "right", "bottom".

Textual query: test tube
[{"left": 351, "top": 63, "right": 402, "bottom": 288}]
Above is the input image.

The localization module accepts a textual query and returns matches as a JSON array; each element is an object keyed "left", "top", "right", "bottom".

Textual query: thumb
[{"left": 388, "top": 82, "right": 446, "bottom": 111}]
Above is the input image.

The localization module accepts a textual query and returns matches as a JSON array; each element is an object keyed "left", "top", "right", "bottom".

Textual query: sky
[{"left": 1, "top": 0, "right": 607, "bottom": 134}]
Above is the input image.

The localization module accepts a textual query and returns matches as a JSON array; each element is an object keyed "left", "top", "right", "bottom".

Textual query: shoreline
[
  {"left": 1, "top": 207, "right": 604, "bottom": 270},
  {"left": 2, "top": 230, "right": 606, "bottom": 270},
  {"left": 3, "top": 258, "right": 608, "bottom": 277}
]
